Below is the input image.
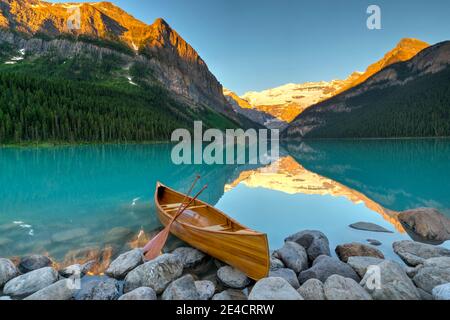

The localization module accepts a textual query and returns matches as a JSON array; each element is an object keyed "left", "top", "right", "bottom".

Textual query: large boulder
[
  {"left": 105, "top": 248, "right": 143, "bottom": 279},
  {"left": 18, "top": 255, "right": 53, "bottom": 273},
  {"left": 398, "top": 208, "right": 450, "bottom": 242},
  {"left": 217, "top": 266, "right": 250, "bottom": 289},
  {"left": 393, "top": 240, "right": 450, "bottom": 266},
  {"left": 212, "top": 289, "right": 247, "bottom": 300},
  {"left": 285, "top": 230, "right": 330, "bottom": 261},
  {"left": 361, "top": 260, "right": 420, "bottom": 300},
  {"left": 124, "top": 254, "right": 183, "bottom": 294},
  {"left": 172, "top": 247, "right": 207, "bottom": 269},
  {"left": 75, "top": 278, "right": 120, "bottom": 300},
  {"left": 335, "top": 243, "right": 384, "bottom": 262},
  {"left": 323, "top": 275, "right": 372, "bottom": 300},
  {"left": 0, "top": 258, "right": 19, "bottom": 287},
  {"left": 275, "top": 241, "right": 308, "bottom": 273},
  {"left": 162, "top": 274, "right": 200, "bottom": 300},
  {"left": 3, "top": 267, "right": 58, "bottom": 298},
  {"left": 249, "top": 277, "right": 303, "bottom": 300},
  {"left": 24, "top": 279, "right": 76, "bottom": 300},
  {"left": 432, "top": 283, "right": 450, "bottom": 300},
  {"left": 195, "top": 280, "right": 215, "bottom": 300},
  {"left": 297, "top": 279, "right": 325, "bottom": 300},
  {"left": 347, "top": 256, "right": 384, "bottom": 278},
  {"left": 118, "top": 287, "right": 157, "bottom": 300},
  {"left": 349, "top": 222, "right": 393, "bottom": 233},
  {"left": 412, "top": 258, "right": 450, "bottom": 293},
  {"left": 269, "top": 268, "right": 300, "bottom": 289},
  {"left": 298, "top": 255, "right": 360, "bottom": 284}
]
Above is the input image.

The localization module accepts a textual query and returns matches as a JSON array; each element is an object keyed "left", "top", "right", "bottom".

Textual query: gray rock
[
  {"left": 249, "top": 277, "right": 303, "bottom": 300},
  {"left": 217, "top": 266, "right": 250, "bottom": 289},
  {"left": 361, "top": 260, "right": 420, "bottom": 300},
  {"left": 349, "top": 222, "right": 393, "bottom": 233},
  {"left": 335, "top": 242, "right": 384, "bottom": 262},
  {"left": 0, "top": 258, "right": 19, "bottom": 287},
  {"left": 118, "top": 287, "right": 157, "bottom": 300},
  {"left": 418, "top": 288, "right": 434, "bottom": 300},
  {"left": 195, "top": 280, "right": 215, "bottom": 300},
  {"left": 393, "top": 240, "right": 450, "bottom": 266},
  {"left": 404, "top": 265, "right": 422, "bottom": 278},
  {"left": 298, "top": 255, "right": 360, "bottom": 284},
  {"left": 285, "top": 230, "right": 330, "bottom": 261},
  {"left": 367, "top": 239, "right": 382, "bottom": 246},
  {"left": 105, "top": 248, "right": 143, "bottom": 279},
  {"left": 276, "top": 241, "right": 308, "bottom": 273},
  {"left": 51, "top": 228, "right": 89, "bottom": 243},
  {"left": 162, "top": 274, "right": 200, "bottom": 300},
  {"left": 18, "top": 255, "right": 52, "bottom": 273},
  {"left": 269, "top": 268, "right": 300, "bottom": 289},
  {"left": 212, "top": 289, "right": 247, "bottom": 300},
  {"left": 3, "top": 267, "right": 58, "bottom": 298},
  {"left": 347, "top": 256, "right": 384, "bottom": 278},
  {"left": 297, "top": 279, "right": 325, "bottom": 300},
  {"left": 59, "top": 260, "right": 95, "bottom": 278},
  {"left": 124, "top": 253, "right": 183, "bottom": 294},
  {"left": 413, "top": 266, "right": 450, "bottom": 293},
  {"left": 0, "top": 296, "right": 12, "bottom": 300},
  {"left": 324, "top": 275, "right": 372, "bottom": 300},
  {"left": 398, "top": 207, "right": 450, "bottom": 242},
  {"left": 24, "top": 279, "right": 76, "bottom": 300},
  {"left": 270, "top": 257, "right": 285, "bottom": 271},
  {"left": 422, "top": 256, "right": 450, "bottom": 269},
  {"left": 75, "top": 277, "right": 120, "bottom": 300},
  {"left": 432, "top": 283, "right": 450, "bottom": 300},
  {"left": 172, "top": 247, "right": 206, "bottom": 269}
]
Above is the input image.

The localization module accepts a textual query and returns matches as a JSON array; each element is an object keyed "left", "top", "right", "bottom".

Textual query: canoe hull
[{"left": 155, "top": 183, "right": 270, "bottom": 280}]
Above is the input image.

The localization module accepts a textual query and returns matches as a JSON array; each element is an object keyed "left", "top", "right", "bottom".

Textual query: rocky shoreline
[{"left": 1, "top": 228, "right": 450, "bottom": 300}]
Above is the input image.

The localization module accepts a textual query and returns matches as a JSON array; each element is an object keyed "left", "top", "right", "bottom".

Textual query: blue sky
[{"left": 51, "top": 0, "right": 450, "bottom": 95}]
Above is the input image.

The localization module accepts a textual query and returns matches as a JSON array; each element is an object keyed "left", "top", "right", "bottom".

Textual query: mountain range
[{"left": 0, "top": 0, "right": 449, "bottom": 143}]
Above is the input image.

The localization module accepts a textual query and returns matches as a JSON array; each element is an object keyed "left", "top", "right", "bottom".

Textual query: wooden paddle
[{"left": 143, "top": 183, "right": 207, "bottom": 261}]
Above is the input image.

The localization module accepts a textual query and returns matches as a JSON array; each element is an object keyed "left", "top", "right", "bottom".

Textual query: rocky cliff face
[{"left": 0, "top": 0, "right": 233, "bottom": 119}]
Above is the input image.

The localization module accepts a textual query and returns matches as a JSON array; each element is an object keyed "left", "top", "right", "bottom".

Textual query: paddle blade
[{"left": 143, "top": 225, "right": 171, "bottom": 261}]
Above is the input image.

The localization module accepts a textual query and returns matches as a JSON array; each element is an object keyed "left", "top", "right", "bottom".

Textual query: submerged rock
[
  {"left": 249, "top": 277, "right": 303, "bottom": 300},
  {"left": 324, "top": 275, "right": 372, "bottom": 300},
  {"left": 432, "top": 283, "right": 450, "bottom": 300},
  {"left": 124, "top": 253, "right": 183, "bottom": 294},
  {"left": 335, "top": 242, "right": 384, "bottom": 262},
  {"left": 285, "top": 230, "right": 330, "bottom": 261},
  {"left": 269, "top": 268, "right": 300, "bottom": 289},
  {"left": 106, "top": 248, "right": 143, "bottom": 279},
  {"left": 3, "top": 267, "right": 58, "bottom": 298},
  {"left": 361, "top": 260, "right": 420, "bottom": 300},
  {"left": 0, "top": 258, "right": 19, "bottom": 287},
  {"left": 347, "top": 256, "right": 384, "bottom": 278},
  {"left": 172, "top": 247, "right": 207, "bottom": 269},
  {"left": 276, "top": 241, "right": 308, "bottom": 273},
  {"left": 104, "top": 227, "right": 134, "bottom": 243},
  {"left": 118, "top": 287, "right": 157, "bottom": 300},
  {"left": 18, "top": 255, "right": 53, "bottom": 273},
  {"left": 298, "top": 255, "right": 360, "bottom": 284},
  {"left": 51, "top": 228, "right": 89, "bottom": 243},
  {"left": 367, "top": 239, "right": 382, "bottom": 246},
  {"left": 212, "top": 289, "right": 247, "bottom": 300},
  {"left": 162, "top": 274, "right": 200, "bottom": 300},
  {"left": 297, "top": 279, "right": 325, "bottom": 300},
  {"left": 75, "top": 277, "right": 120, "bottom": 300},
  {"left": 349, "top": 222, "right": 393, "bottom": 233},
  {"left": 398, "top": 207, "right": 450, "bottom": 242},
  {"left": 24, "top": 279, "right": 76, "bottom": 300},
  {"left": 195, "top": 280, "right": 215, "bottom": 300},
  {"left": 217, "top": 266, "right": 250, "bottom": 289},
  {"left": 393, "top": 240, "right": 450, "bottom": 266}
]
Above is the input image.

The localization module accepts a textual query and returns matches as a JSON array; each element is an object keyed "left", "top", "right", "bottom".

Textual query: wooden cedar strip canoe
[{"left": 155, "top": 182, "right": 270, "bottom": 280}]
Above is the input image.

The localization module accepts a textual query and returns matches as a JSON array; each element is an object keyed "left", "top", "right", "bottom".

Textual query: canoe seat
[{"left": 202, "top": 224, "right": 231, "bottom": 231}]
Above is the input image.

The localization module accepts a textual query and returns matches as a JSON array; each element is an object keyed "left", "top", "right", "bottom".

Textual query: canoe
[{"left": 155, "top": 182, "right": 270, "bottom": 280}]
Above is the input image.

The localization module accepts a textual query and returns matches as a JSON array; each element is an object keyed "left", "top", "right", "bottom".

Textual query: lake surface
[{"left": 1, "top": 139, "right": 450, "bottom": 271}]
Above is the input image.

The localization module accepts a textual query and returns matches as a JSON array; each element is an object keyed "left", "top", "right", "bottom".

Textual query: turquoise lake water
[{"left": 1, "top": 139, "right": 450, "bottom": 270}]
